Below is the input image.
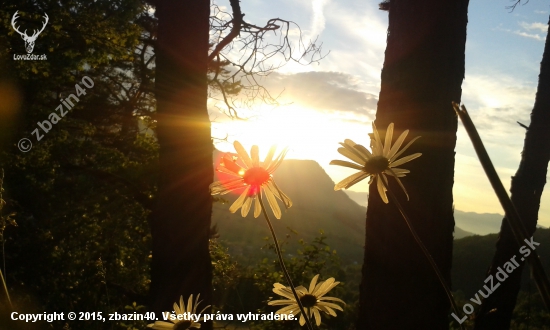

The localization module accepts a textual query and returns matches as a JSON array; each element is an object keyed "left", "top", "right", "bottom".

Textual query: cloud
[
  {"left": 286, "top": 0, "right": 389, "bottom": 86},
  {"left": 519, "top": 21, "right": 548, "bottom": 32},
  {"left": 534, "top": 10, "right": 548, "bottom": 15},
  {"left": 510, "top": 21, "right": 548, "bottom": 41},
  {"left": 262, "top": 71, "right": 378, "bottom": 115},
  {"left": 310, "top": 0, "right": 329, "bottom": 37},
  {"left": 494, "top": 21, "right": 548, "bottom": 41},
  {"left": 461, "top": 73, "right": 535, "bottom": 147},
  {"left": 514, "top": 31, "right": 545, "bottom": 41}
]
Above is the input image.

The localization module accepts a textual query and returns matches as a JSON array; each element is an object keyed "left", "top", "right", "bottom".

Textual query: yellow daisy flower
[
  {"left": 268, "top": 274, "right": 345, "bottom": 326},
  {"left": 330, "top": 122, "right": 421, "bottom": 203},
  {"left": 147, "top": 294, "right": 209, "bottom": 329},
  {"left": 210, "top": 141, "right": 292, "bottom": 219}
]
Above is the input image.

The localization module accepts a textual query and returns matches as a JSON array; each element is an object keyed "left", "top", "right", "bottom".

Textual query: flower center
[
  {"left": 363, "top": 156, "right": 389, "bottom": 174},
  {"left": 243, "top": 167, "right": 270, "bottom": 186},
  {"left": 174, "top": 320, "right": 192, "bottom": 330},
  {"left": 300, "top": 294, "right": 318, "bottom": 308}
]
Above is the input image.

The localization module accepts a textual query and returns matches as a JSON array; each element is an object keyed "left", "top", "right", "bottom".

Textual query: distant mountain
[
  {"left": 343, "top": 190, "right": 503, "bottom": 236},
  {"left": 343, "top": 190, "right": 368, "bottom": 207},
  {"left": 453, "top": 210, "right": 503, "bottom": 235},
  {"left": 454, "top": 226, "right": 474, "bottom": 239}
]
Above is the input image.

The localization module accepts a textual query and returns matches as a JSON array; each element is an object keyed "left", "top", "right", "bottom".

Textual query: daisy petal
[
  {"left": 273, "top": 286, "right": 295, "bottom": 299},
  {"left": 267, "top": 181, "right": 292, "bottom": 208},
  {"left": 387, "top": 129, "right": 409, "bottom": 160},
  {"left": 391, "top": 136, "right": 421, "bottom": 162},
  {"left": 353, "top": 144, "right": 373, "bottom": 159},
  {"left": 334, "top": 171, "right": 367, "bottom": 191},
  {"left": 216, "top": 164, "right": 243, "bottom": 177},
  {"left": 318, "top": 304, "right": 337, "bottom": 316},
  {"left": 383, "top": 123, "right": 394, "bottom": 156},
  {"left": 329, "top": 159, "right": 365, "bottom": 171},
  {"left": 390, "top": 152, "right": 422, "bottom": 168},
  {"left": 275, "top": 304, "right": 299, "bottom": 314},
  {"left": 233, "top": 141, "right": 252, "bottom": 168},
  {"left": 211, "top": 181, "right": 246, "bottom": 195},
  {"left": 253, "top": 195, "right": 262, "bottom": 218},
  {"left": 393, "top": 175, "right": 410, "bottom": 201},
  {"left": 343, "top": 139, "right": 357, "bottom": 147},
  {"left": 187, "top": 295, "right": 193, "bottom": 314},
  {"left": 372, "top": 122, "right": 384, "bottom": 156},
  {"left": 264, "top": 187, "right": 282, "bottom": 219},
  {"left": 267, "top": 147, "right": 288, "bottom": 173},
  {"left": 172, "top": 298, "right": 183, "bottom": 314},
  {"left": 268, "top": 299, "right": 297, "bottom": 306},
  {"left": 148, "top": 321, "right": 177, "bottom": 329},
  {"left": 313, "top": 308, "right": 322, "bottom": 326},
  {"left": 294, "top": 285, "right": 308, "bottom": 294},
  {"left": 385, "top": 168, "right": 410, "bottom": 177},
  {"left": 339, "top": 143, "right": 368, "bottom": 163},
  {"left": 319, "top": 296, "right": 346, "bottom": 303},
  {"left": 318, "top": 301, "right": 344, "bottom": 311},
  {"left": 316, "top": 278, "right": 338, "bottom": 296},
  {"left": 299, "top": 314, "right": 306, "bottom": 326},
  {"left": 229, "top": 187, "right": 250, "bottom": 213},
  {"left": 241, "top": 195, "right": 253, "bottom": 217},
  {"left": 309, "top": 274, "right": 320, "bottom": 293},
  {"left": 343, "top": 172, "right": 370, "bottom": 190},
  {"left": 250, "top": 145, "right": 260, "bottom": 167},
  {"left": 263, "top": 145, "right": 277, "bottom": 168},
  {"left": 376, "top": 176, "right": 388, "bottom": 203}
]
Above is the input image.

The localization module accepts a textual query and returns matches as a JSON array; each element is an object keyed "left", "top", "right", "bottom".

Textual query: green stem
[
  {"left": 0, "top": 268, "right": 12, "bottom": 311},
  {"left": 258, "top": 195, "right": 314, "bottom": 330},
  {"left": 454, "top": 102, "right": 550, "bottom": 311},
  {"left": 0, "top": 169, "right": 11, "bottom": 311},
  {"left": 380, "top": 178, "right": 465, "bottom": 330}
]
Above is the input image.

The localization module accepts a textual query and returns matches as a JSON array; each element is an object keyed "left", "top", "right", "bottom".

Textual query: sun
[
  {"left": 212, "top": 104, "right": 368, "bottom": 159},
  {"left": 211, "top": 103, "right": 375, "bottom": 194}
]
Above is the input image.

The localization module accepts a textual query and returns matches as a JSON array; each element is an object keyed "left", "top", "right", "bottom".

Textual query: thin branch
[
  {"left": 208, "top": 0, "right": 243, "bottom": 63},
  {"left": 506, "top": 0, "right": 529, "bottom": 12}
]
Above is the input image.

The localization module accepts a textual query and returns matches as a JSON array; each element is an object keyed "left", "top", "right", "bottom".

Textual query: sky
[{"left": 209, "top": 0, "right": 550, "bottom": 227}]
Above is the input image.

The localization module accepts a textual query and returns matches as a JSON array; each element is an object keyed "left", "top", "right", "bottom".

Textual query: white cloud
[
  {"left": 514, "top": 31, "right": 545, "bottom": 40},
  {"left": 313, "top": 1, "right": 387, "bottom": 85},
  {"left": 519, "top": 21, "right": 548, "bottom": 32},
  {"left": 534, "top": 10, "right": 548, "bottom": 15},
  {"left": 462, "top": 73, "right": 535, "bottom": 118},
  {"left": 494, "top": 21, "right": 548, "bottom": 41},
  {"left": 510, "top": 21, "right": 548, "bottom": 40},
  {"left": 310, "top": 0, "right": 329, "bottom": 37},
  {"left": 261, "top": 71, "right": 378, "bottom": 114}
]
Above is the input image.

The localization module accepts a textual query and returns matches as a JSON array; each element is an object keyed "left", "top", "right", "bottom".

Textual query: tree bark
[
  {"left": 474, "top": 15, "right": 550, "bottom": 330},
  {"left": 150, "top": 0, "right": 213, "bottom": 328},
  {"left": 357, "top": 1, "right": 469, "bottom": 329}
]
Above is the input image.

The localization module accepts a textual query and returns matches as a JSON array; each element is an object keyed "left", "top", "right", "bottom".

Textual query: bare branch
[
  {"left": 208, "top": 0, "right": 243, "bottom": 63},
  {"left": 506, "top": 0, "right": 529, "bottom": 12},
  {"left": 208, "top": 2, "right": 327, "bottom": 119}
]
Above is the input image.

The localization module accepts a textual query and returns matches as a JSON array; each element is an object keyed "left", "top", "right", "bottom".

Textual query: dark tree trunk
[
  {"left": 150, "top": 0, "right": 213, "bottom": 328},
  {"left": 474, "top": 15, "right": 550, "bottom": 330},
  {"left": 357, "top": 1, "right": 469, "bottom": 329}
]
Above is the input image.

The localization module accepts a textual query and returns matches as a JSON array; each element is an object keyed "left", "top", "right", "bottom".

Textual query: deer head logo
[{"left": 11, "top": 11, "right": 49, "bottom": 54}]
